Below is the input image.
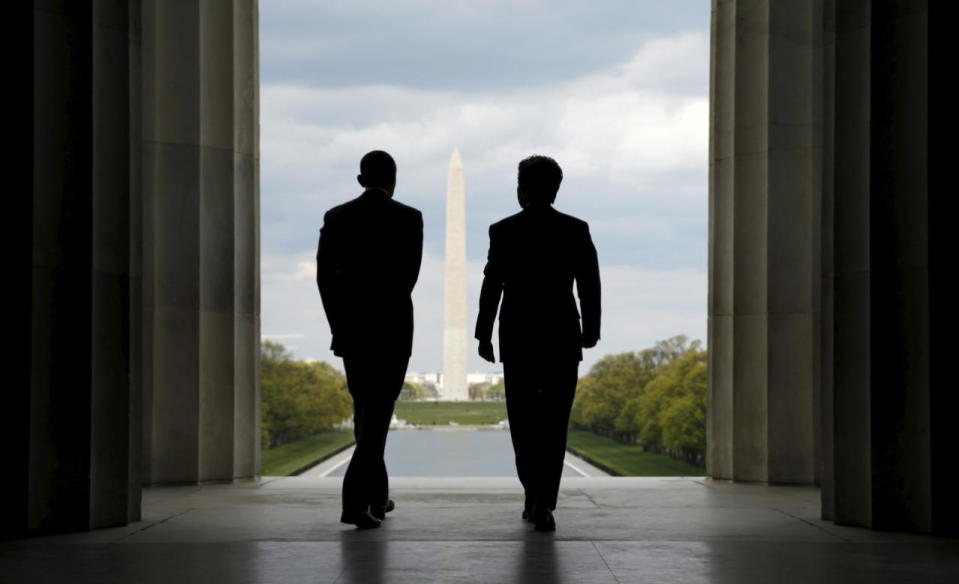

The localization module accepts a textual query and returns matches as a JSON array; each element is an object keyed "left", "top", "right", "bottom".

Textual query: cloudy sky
[{"left": 260, "top": 1, "right": 710, "bottom": 375}]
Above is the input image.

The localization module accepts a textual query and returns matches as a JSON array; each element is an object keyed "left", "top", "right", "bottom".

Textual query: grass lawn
[
  {"left": 566, "top": 429, "right": 705, "bottom": 476},
  {"left": 394, "top": 401, "right": 507, "bottom": 425},
  {"left": 261, "top": 430, "right": 355, "bottom": 476}
]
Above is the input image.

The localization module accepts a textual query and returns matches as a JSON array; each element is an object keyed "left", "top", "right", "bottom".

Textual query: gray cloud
[
  {"left": 262, "top": 32, "right": 708, "bottom": 267},
  {"left": 262, "top": 1, "right": 709, "bottom": 91}
]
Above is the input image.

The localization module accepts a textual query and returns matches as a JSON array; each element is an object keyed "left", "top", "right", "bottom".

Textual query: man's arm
[
  {"left": 404, "top": 210, "right": 424, "bottom": 294},
  {"left": 475, "top": 224, "right": 504, "bottom": 362},
  {"left": 316, "top": 211, "right": 342, "bottom": 341},
  {"left": 575, "top": 222, "right": 601, "bottom": 348}
]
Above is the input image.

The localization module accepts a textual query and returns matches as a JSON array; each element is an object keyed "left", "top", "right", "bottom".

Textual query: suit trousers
[
  {"left": 503, "top": 359, "right": 579, "bottom": 511},
  {"left": 341, "top": 355, "right": 409, "bottom": 515}
]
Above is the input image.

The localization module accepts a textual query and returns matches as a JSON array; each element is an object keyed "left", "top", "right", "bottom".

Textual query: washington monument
[{"left": 442, "top": 147, "right": 468, "bottom": 400}]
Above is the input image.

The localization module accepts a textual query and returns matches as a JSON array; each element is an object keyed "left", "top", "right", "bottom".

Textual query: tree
[
  {"left": 572, "top": 352, "right": 653, "bottom": 441},
  {"left": 570, "top": 335, "right": 707, "bottom": 465},
  {"left": 484, "top": 378, "right": 506, "bottom": 401},
  {"left": 399, "top": 380, "right": 437, "bottom": 401},
  {"left": 469, "top": 378, "right": 506, "bottom": 401},
  {"left": 637, "top": 347, "right": 707, "bottom": 463},
  {"left": 637, "top": 335, "right": 700, "bottom": 370},
  {"left": 260, "top": 341, "right": 353, "bottom": 448},
  {"left": 262, "top": 340, "right": 293, "bottom": 362}
]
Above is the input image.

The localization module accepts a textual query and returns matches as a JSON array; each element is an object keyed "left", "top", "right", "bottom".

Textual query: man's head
[
  {"left": 357, "top": 150, "right": 397, "bottom": 195},
  {"left": 517, "top": 155, "right": 563, "bottom": 208}
]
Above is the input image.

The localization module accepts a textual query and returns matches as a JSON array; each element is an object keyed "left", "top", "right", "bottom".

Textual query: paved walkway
[{"left": 2, "top": 477, "right": 958, "bottom": 583}]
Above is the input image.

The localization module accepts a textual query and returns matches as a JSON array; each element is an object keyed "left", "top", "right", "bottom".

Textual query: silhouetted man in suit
[
  {"left": 316, "top": 150, "right": 423, "bottom": 529},
  {"left": 475, "top": 155, "right": 601, "bottom": 531}
]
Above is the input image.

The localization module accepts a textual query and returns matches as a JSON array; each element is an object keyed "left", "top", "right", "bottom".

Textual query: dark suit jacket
[
  {"left": 474, "top": 204, "right": 600, "bottom": 363},
  {"left": 316, "top": 189, "right": 423, "bottom": 358}
]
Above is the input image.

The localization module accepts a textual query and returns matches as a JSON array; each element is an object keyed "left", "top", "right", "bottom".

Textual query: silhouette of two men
[{"left": 317, "top": 151, "right": 600, "bottom": 531}]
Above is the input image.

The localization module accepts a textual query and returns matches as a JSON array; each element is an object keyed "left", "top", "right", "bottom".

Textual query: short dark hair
[
  {"left": 517, "top": 155, "right": 563, "bottom": 204},
  {"left": 359, "top": 150, "right": 396, "bottom": 188}
]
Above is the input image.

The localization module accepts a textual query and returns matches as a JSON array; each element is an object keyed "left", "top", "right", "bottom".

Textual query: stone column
[
  {"left": 3, "top": 0, "right": 142, "bottom": 535},
  {"left": 707, "top": 0, "right": 822, "bottom": 484},
  {"left": 5, "top": 0, "right": 258, "bottom": 536},
  {"left": 141, "top": 0, "right": 260, "bottom": 485},
  {"left": 4, "top": 2, "right": 33, "bottom": 538},
  {"left": 820, "top": 0, "right": 955, "bottom": 534},
  {"left": 714, "top": 0, "right": 955, "bottom": 535}
]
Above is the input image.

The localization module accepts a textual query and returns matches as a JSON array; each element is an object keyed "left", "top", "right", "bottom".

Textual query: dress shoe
[
  {"left": 370, "top": 499, "right": 395, "bottom": 520},
  {"left": 532, "top": 503, "right": 556, "bottom": 532},
  {"left": 340, "top": 509, "right": 382, "bottom": 529},
  {"left": 523, "top": 496, "right": 534, "bottom": 521}
]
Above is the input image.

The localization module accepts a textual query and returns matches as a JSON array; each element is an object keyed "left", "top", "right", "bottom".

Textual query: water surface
[{"left": 329, "top": 429, "right": 578, "bottom": 477}]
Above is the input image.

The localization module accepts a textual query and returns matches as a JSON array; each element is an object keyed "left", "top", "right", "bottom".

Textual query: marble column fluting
[
  {"left": 197, "top": 0, "right": 238, "bottom": 483},
  {"left": 708, "top": 0, "right": 821, "bottom": 485},
  {"left": 712, "top": 0, "right": 953, "bottom": 535},
  {"left": 764, "top": 0, "right": 821, "bottom": 485},
  {"left": 823, "top": 0, "right": 872, "bottom": 527},
  {"left": 866, "top": 0, "right": 931, "bottom": 532},
  {"left": 127, "top": 0, "right": 145, "bottom": 525},
  {"left": 90, "top": 0, "right": 141, "bottom": 527},
  {"left": 820, "top": 0, "right": 949, "bottom": 534},
  {"left": 729, "top": 0, "right": 771, "bottom": 482},
  {"left": 141, "top": 0, "right": 260, "bottom": 485},
  {"left": 927, "top": 2, "right": 956, "bottom": 537},
  {"left": 232, "top": 0, "right": 261, "bottom": 479},
  {"left": 5, "top": 3, "right": 33, "bottom": 539},
  {"left": 706, "top": 0, "right": 735, "bottom": 480},
  {"left": 13, "top": 0, "right": 142, "bottom": 534},
  {"left": 818, "top": 0, "right": 837, "bottom": 521},
  {"left": 8, "top": 0, "right": 258, "bottom": 536},
  {"left": 141, "top": 0, "right": 201, "bottom": 484},
  {"left": 31, "top": 1, "right": 96, "bottom": 533}
]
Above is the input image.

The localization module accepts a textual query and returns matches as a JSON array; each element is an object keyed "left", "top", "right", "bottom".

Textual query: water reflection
[
  {"left": 336, "top": 541, "right": 386, "bottom": 584},
  {"left": 329, "top": 429, "right": 579, "bottom": 477},
  {"left": 509, "top": 540, "right": 564, "bottom": 584}
]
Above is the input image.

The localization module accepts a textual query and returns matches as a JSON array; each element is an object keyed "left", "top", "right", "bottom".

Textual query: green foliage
[
  {"left": 469, "top": 378, "right": 505, "bottom": 401},
  {"left": 398, "top": 380, "right": 438, "bottom": 401},
  {"left": 571, "top": 335, "right": 707, "bottom": 465},
  {"left": 638, "top": 348, "right": 707, "bottom": 460},
  {"left": 393, "top": 401, "right": 507, "bottom": 425},
  {"left": 566, "top": 429, "right": 704, "bottom": 476},
  {"left": 260, "top": 430, "right": 355, "bottom": 476},
  {"left": 260, "top": 340, "right": 353, "bottom": 449},
  {"left": 572, "top": 352, "right": 653, "bottom": 437}
]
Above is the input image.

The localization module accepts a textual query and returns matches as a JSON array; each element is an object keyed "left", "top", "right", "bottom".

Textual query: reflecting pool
[{"left": 328, "top": 429, "right": 579, "bottom": 477}]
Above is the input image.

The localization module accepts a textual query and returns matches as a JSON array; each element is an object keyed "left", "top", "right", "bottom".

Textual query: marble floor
[{"left": 2, "top": 477, "right": 958, "bottom": 583}]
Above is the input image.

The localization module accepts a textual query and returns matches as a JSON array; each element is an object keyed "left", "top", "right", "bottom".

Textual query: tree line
[
  {"left": 469, "top": 379, "right": 505, "bottom": 401},
  {"left": 399, "top": 380, "right": 437, "bottom": 401},
  {"left": 261, "top": 341, "right": 353, "bottom": 449},
  {"left": 571, "top": 335, "right": 707, "bottom": 466}
]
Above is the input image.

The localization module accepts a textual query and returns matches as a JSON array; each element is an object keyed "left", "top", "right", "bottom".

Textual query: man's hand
[
  {"left": 478, "top": 340, "right": 496, "bottom": 363},
  {"left": 582, "top": 333, "right": 599, "bottom": 349}
]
